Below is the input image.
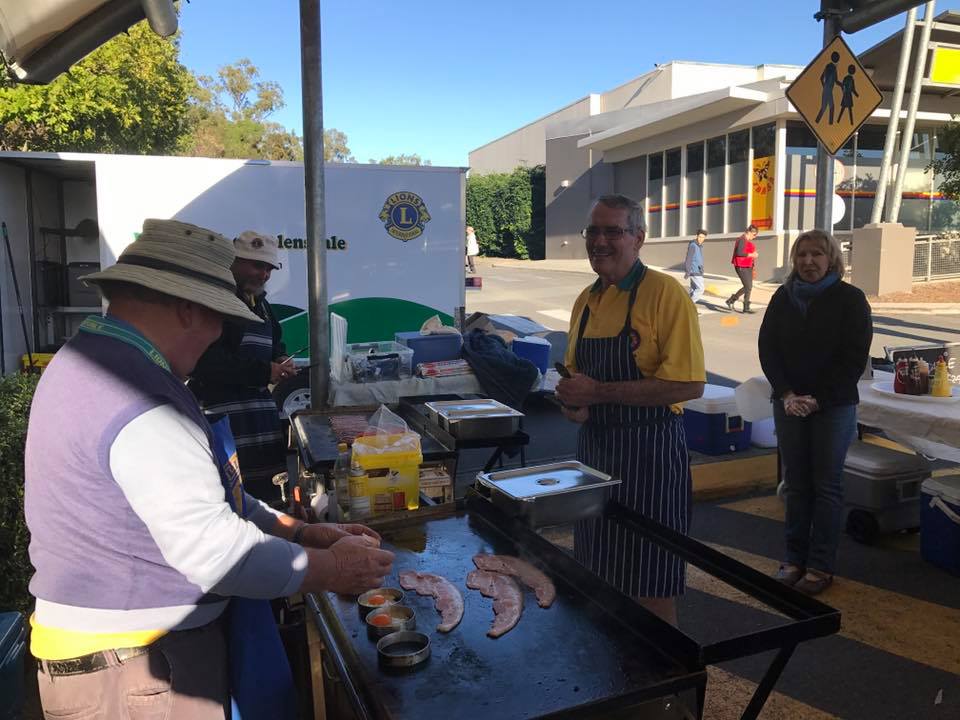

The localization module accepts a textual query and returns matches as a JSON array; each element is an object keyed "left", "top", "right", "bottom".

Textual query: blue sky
[{"left": 177, "top": 1, "right": 917, "bottom": 167}]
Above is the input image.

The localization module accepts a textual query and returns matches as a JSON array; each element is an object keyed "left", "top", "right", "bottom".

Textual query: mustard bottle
[{"left": 931, "top": 356, "right": 952, "bottom": 398}]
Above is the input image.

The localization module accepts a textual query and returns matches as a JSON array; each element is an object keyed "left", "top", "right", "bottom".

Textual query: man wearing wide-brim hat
[
  {"left": 190, "top": 229, "right": 297, "bottom": 503},
  {"left": 23, "top": 219, "right": 393, "bottom": 719}
]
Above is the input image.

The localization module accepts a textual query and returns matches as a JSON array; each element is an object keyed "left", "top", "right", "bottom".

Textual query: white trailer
[{"left": 0, "top": 151, "right": 467, "bottom": 375}]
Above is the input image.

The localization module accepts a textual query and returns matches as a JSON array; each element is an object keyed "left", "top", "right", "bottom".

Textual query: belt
[{"left": 39, "top": 646, "right": 151, "bottom": 677}]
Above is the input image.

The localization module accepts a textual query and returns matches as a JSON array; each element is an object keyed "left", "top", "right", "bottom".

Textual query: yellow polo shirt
[{"left": 564, "top": 263, "right": 706, "bottom": 413}]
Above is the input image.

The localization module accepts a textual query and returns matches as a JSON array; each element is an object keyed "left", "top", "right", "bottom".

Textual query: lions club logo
[{"left": 379, "top": 191, "right": 431, "bottom": 242}]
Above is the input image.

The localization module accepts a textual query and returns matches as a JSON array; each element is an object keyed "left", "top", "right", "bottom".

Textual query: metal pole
[
  {"left": 814, "top": 4, "right": 842, "bottom": 231},
  {"left": 299, "top": 0, "right": 329, "bottom": 410},
  {"left": 890, "top": 1, "right": 936, "bottom": 222},
  {"left": 871, "top": 6, "right": 917, "bottom": 224}
]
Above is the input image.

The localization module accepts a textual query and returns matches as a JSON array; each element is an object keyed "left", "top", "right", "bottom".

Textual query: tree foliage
[
  {"left": 930, "top": 122, "right": 960, "bottom": 199},
  {"left": 178, "top": 58, "right": 303, "bottom": 161},
  {"left": 466, "top": 165, "right": 545, "bottom": 260},
  {"left": 0, "top": 22, "right": 191, "bottom": 154},
  {"left": 324, "top": 128, "right": 355, "bottom": 163},
  {"left": 0, "top": 373, "right": 39, "bottom": 615},
  {"left": 371, "top": 154, "right": 431, "bottom": 166}
]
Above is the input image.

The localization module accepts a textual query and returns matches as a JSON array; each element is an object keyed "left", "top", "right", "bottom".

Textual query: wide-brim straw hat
[{"left": 81, "top": 219, "right": 260, "bottom": 322}]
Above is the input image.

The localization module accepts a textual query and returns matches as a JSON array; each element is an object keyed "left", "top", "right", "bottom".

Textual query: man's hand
[
  {"left": 299, "top": 523, "right": 381, "bottom": 550},
  {"left": 270, "top": 359, "right": 298, "bottom": 384},
  {"left": 318, "top": 535, "right": 393, "bottom": 595},
  {"left": 556, "top": 373, "right": 601, "bottom": 409},
  {"left": 561, "top": 405, "right": 589, "bottom": 424}
]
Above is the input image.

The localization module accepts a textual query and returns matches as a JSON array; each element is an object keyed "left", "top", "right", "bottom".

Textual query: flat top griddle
[
  {"left": 309, "top": 494, "right": 842, "bottom": 720},
  {"left": 310, "top": 500, "right": 706, "bottom": 720}
]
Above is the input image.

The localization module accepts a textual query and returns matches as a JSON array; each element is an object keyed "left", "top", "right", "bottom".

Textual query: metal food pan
[
  {"left": 424, "top": 399, "right": 523, "bottom": 439},
  {"left": 476, "top": 461, "right": 620, "bottom": 527}
]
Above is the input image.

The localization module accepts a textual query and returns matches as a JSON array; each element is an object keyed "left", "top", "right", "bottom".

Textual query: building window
[
  {"left": 727, "top": 130, "right": 749, "bottom": 232},
  {"left": 752, "top": 123, "right": 775, "bottom": 159},
  {"left": 686, "top": 142, "right": 705, "bottom": 234},
  {"left": 664, "top": 147, "right": 681, "bottom": 237},
  {"left": 648, "top": 153, "right": 663, "bottom": 238},
  {"left": 706, "top": 136, "right": 726, "bottom": 233},
  {"left": 784, "top": 121, "right": 817, "bottom": 231}
]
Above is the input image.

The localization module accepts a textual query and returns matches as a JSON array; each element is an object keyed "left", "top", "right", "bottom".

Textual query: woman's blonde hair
[{"left": 789, "top": 229, "right": 846, "bottom": 280}]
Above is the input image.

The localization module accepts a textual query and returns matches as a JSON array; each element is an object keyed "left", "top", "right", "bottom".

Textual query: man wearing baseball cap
[
  {"left": 24, "top": 219, "right": 393, "bottom": 718},
  {"left": 190, "top": 230, "right": 296, "bottom": 502}
]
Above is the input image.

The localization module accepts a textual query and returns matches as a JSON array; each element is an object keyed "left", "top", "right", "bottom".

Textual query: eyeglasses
[{"left": 581, "top": 225, "right": 635, "bottom": 241}]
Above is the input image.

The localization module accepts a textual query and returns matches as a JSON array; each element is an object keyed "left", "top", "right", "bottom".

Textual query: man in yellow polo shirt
[{"left": 556, "top": 194, "right": 705, "bottom": 625}]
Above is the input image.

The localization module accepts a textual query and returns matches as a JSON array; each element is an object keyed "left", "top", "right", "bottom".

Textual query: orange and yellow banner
[{"left": 751, "top": 156, "right": 775, "bottom": 230}]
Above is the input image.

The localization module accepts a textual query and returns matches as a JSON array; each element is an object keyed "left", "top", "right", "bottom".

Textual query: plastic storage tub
[
  {"left": 511, "top": 336, "right": 551, "bottom": 374},
  {"left": 0, "top": 612, "right": 26, "bottom": 720},
  {"left": 921, "top": 476, "right": 960, "bottom": 576},
  {"left": 345, "top": 341, "right": 414, "bottom": 383},
  {"left": 843, "top": 441, "right": 930, "bottom": 544},
  {"left": 682, "top": 384, "right": 751, "bottom": 455},
  {"left": 394, "top": 331, "right": 462, "bottom": 368}
]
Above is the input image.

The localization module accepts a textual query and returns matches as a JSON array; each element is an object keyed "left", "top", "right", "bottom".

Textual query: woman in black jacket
[{"left": 758, "top": 229, "right": 872, "bottom": 595}]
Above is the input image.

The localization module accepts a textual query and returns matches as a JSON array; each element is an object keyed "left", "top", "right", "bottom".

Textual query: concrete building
[{"left": 468, "top": 12, "right": 960, "bottom": 281}]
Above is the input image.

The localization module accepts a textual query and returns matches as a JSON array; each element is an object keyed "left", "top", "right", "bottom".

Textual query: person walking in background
[
  {"left": 726, "top": 224, "right": 759, "bottom": 313},
  {"left": 466, "top": 225, "right": 480, "bottom": 273},
  {"left": 684, "top": 229, "right": 707, "bottom": 305},
  {"left": 758, "top": 229, "right": 872, "bottom": 596}
]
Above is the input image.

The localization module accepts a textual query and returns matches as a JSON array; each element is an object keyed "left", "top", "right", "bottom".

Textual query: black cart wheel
[
  {"left": 273, "top": 373, "right": 311, "bottom": 420},
  {"left": 846, "top": 509, "right": 879, "bottom": 545}
]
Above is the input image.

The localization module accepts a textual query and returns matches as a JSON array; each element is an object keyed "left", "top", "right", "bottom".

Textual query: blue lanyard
[{"left": 78, "top": 315, "right": 171, "bottom": 372}]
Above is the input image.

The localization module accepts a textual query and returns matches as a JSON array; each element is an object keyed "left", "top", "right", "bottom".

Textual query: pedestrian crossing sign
[{"left": 786, "top": 35, "right": 883, "bottom": 156}]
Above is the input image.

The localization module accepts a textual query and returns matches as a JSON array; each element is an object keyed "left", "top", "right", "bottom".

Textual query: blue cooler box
[
  {"left": 511, "top": 336, "right": 551, "bottom": 374},
  {"left": 394, "top": 331, "right": 462, "bottom": 368},
  {"left": 0, "top": 612, "right": 26, "bottom": 720},
  {"left": 921, "top": 476, "right": 960, "bottom": 576},
  {"left": 682, "top": 384, "right": 752, "bottom": 455}
]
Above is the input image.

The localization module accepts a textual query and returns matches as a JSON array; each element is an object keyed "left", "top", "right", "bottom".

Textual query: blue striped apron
[
  {"left": 572, "top": 269, "right": 692, "bottom": 598},
  {"left": 201, "top": 298, "right": 285, "bottom": 501}
]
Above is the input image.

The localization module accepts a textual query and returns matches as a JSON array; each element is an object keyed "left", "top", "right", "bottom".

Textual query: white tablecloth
[
  {"left": 735, "top": 372, "right": 960, "bottom": 461},
  {"left": 857, "top": 371, "right": 960, "bottom": 461}
]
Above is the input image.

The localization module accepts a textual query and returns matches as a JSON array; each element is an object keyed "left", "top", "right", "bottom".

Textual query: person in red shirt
[{"left": 726, "top": 224, "right": 759, "bottom": 313}]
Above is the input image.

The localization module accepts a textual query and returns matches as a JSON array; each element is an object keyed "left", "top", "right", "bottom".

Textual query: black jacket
[
  {"left": 758, "top": 280, "right": 872, "bottom": 409},
  {"left": 190, "top": 293, "right": 286, "bottom": 403}
]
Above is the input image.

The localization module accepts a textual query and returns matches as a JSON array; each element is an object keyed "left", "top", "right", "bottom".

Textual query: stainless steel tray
[
  {"left": 476, "top": 461, "right": 620, "bottom": 527},
  {"left": 424, "top": 399, "right": 523, "bottom": 439}
]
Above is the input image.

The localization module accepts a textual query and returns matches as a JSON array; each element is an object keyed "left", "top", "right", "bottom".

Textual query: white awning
[{"left": 577, "top": 85, "right": 770, "bottom": 152}]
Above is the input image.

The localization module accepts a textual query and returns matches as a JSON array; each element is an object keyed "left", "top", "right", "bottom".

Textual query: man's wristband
[{"left": 291, "top": 522, "right": 307, "bottom": 545}]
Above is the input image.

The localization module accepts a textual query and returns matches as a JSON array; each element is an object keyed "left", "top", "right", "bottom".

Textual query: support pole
[
  {"left": 814, "top": 4, "right": 843, "bottom": 231},
  {"left": 299, "top": 0, "right": 330, "bottom": 410},
  {"left": 889, "top": 1, "right": 936, "bottom": 222},
  {"left": 871, "top": 7, "right": 918, "bottom": 224}
]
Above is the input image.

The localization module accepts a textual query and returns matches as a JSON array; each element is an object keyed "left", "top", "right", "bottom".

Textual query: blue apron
[{"left": 210, "top": 415, "right": 298, "bottom": 720}]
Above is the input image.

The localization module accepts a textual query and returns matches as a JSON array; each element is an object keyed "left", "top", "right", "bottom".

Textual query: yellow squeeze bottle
[{"left": 931, "top": 356, "right": 952, "bottom": 398}]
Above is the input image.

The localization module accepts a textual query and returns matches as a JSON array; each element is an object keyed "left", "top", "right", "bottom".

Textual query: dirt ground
[{"left": 868, "top": 279, "right": 960, "bottom": 303}]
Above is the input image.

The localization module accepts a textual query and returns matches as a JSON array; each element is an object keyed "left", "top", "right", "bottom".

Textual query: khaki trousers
[{"left": 37, "top": 619, "right": 229, "bottom": 720}]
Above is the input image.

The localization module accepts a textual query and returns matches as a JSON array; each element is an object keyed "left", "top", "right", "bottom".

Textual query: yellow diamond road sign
[{"left": 786, "top": 35, "right": 883, "bottom": 156}]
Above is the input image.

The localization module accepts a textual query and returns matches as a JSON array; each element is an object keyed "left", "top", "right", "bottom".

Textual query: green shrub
[
  {"left": 466, "top": 164, "right": 545, "bottom": 260},
  {"left": 0, "top": 372, "right": 38, "bottom": 614}
]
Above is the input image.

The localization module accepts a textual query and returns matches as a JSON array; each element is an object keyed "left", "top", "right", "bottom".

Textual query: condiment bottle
[{"left": 932, "top": 356, "right": 952, "bottom": 398}]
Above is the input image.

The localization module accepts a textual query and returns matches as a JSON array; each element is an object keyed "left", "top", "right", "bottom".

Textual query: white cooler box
[{"left": 843, "top": 440, "right": 930, "bottom": 544}]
